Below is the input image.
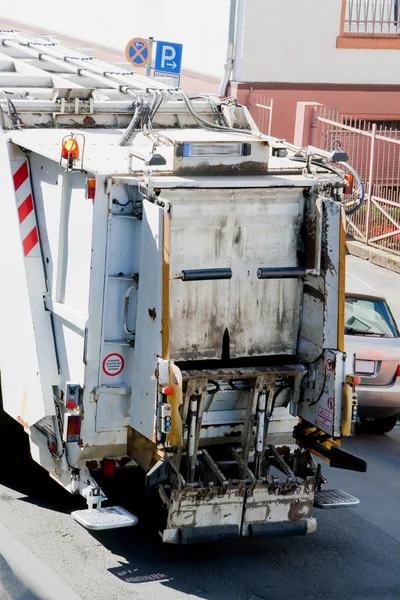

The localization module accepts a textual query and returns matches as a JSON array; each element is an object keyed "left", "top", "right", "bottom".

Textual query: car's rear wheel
[{"left": 361, "top": 413, "right": 399, "bottom": 434}]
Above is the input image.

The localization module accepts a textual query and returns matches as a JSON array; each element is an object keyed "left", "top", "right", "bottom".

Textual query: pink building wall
[{"left": 231, "top": 83, "right": 400, "bottom": 143}]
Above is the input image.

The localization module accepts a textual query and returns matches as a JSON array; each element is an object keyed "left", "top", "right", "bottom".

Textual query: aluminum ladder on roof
[{"left": 0, "top": 30, "right": 222, "bottom": 130}]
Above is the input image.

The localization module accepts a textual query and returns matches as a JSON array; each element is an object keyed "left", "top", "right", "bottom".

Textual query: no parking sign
[{"left": 125, "top": 38, "right": 152, "bottom": 68}]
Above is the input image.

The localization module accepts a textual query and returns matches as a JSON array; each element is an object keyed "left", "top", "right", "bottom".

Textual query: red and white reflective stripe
[{"left": 12, "top": 160, "right": 40, "bottom": 257}]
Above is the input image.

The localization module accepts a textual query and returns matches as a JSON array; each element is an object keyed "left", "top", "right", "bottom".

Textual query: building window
[
  {"left": 345, "top": 0, "right": 399, "bottom": 34},
  {"left": 337, "top": 0, "right": 400, "bottom": 48}
]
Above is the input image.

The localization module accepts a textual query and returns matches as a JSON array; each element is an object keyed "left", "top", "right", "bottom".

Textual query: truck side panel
[{"left": 0, "top": 139, "right": 59, "bottom": 426}]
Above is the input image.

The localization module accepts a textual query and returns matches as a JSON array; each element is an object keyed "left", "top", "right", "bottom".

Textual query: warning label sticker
[
  {"left": 316, "top": 407, "right": 333, "bottom": 431},
  {"left": 326, "top": 358, "right": 334, "bottom": 372},
  {"left": 102, "top": 353, "right": 124, "bottom": 377}
]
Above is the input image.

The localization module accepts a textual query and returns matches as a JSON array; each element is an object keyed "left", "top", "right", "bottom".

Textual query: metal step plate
[
  {"left": 314, "top": 489, "right": 360, "bottom": 509},
  {"left": 72, "top": 506, "right": 138, "bottom": 530}
]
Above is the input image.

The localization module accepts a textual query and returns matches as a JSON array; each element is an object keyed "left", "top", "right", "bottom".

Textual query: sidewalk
[{"left": 346, "top": 240, "right": 400, "bottom": 275}]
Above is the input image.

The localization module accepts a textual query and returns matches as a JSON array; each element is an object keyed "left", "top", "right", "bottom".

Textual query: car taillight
[
  {"left": 102, "top": 458, "right": 116, "bottom": 477},
  {"left": 67, "top": 415, "right": 81, "bottom": 442},
  {"left": 397, "top": 365, "right": 400, "bottom": 378}
]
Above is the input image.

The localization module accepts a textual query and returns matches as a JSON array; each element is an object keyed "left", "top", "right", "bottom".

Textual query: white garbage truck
[{"left": 0, "top": 31, "right": 366, "bottom": 543}]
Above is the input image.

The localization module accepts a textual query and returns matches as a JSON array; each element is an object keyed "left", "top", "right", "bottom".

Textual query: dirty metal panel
[
  {"left": 323, "top": 200, "right": 341, "bottom": 349},
  {"left": 298, "top": 349, "right": 344, "bottom": 437},
  {"left": 166, "top": 188, "right": 305, "bottom": 361},
  {"left": 167, "top": 486, "right": 246, "bottom": 530},
  {"left": 95, "top": 388, "right": 130, "bottom": 432},
  {"left": 297, "top": 194, "right": 325, "bottom": 363},
  {"left": 243, "top": 482, "right": 314, "bottom": 532}
]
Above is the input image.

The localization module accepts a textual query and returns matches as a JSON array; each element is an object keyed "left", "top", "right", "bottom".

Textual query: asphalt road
[{"left": 0, "top": 257, "right": 399, "bottom": 600}]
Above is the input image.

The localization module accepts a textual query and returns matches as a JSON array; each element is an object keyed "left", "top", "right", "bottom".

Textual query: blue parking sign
[{"left": 154, "top": 41, "right": 183, "bottom": 74}]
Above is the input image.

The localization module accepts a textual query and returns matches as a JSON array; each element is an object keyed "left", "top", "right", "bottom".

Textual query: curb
[
  {"left": 346, "top": 240, "right": 400, "bottom": 275},
  {"left": 0, "top": 522, "right": 82, "bottom": 600}
]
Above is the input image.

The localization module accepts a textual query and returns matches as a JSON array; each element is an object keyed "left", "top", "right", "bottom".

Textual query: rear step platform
[
  {"left": 72, "top": 506, "right": 138, "bottom": 530},
  {"left": 314, "top": 489, "right": 360, "bottom": 509}
]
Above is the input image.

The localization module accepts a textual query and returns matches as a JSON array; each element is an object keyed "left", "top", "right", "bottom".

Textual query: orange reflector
[
  {"left": 162, "top": 385, "right": 174, "bottom": 396},
  {"left": 102, "top": 458, "right": 116, "bottom": 477},
  {"left": 87, "top": 178, "right": 96, "bottom": 200},
  {"left": 67, "top": 415, "right": 81, "bottom": 442},
  {"left": 62, "top": 138, "right": 79, "bottom": 160},
  {"left": 343, "top": 174, "right": 354, "bottom": 194}
]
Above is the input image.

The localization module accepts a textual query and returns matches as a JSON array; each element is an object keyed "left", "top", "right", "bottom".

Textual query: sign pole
[{"left": 146, "top": 37, "right": 154, "bottom": 76}]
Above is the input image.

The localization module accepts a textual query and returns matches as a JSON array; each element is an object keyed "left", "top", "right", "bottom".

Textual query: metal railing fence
[{"left": 316, "top": 106, "right": 400, "bottom": 255}]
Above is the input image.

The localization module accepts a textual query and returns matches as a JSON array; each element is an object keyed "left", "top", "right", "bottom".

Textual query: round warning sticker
[
  {"left": 102, "top": 353, "right": 124, "bottom": 377},
  {"left": 326, "top": 358, "right": 334, "bottom": 372}
]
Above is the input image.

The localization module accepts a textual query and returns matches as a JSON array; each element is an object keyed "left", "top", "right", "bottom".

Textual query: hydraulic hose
[
  {"left": 289, "top": 157, "right": 365, "bottom": 216},
  {"left": 118, "top": 97, "right": 144, "bottom": 146},
  {"left": 179, "top": 89, "right": 263, "bottom": 138},
  {"left": 338, "top": 161, "right": 365, "bottom": 215}
]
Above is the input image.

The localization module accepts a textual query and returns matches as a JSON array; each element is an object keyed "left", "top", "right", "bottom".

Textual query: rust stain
[
  {"left": 90, "top": 390, "right": 99, "bottom": 403},
  {"left": 148, "top": 307, "right": 157, "bottom": 321},
  {"left": 17, "top": 416, "right": 30, "bottom": 429},
  {"left": 83, "top": 115, "right": 96, "bottom": 127},
  {"left": 223, "top": 429, "right": 241, "bottom": 437}
]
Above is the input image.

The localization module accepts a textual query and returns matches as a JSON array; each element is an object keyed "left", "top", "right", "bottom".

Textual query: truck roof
[
  {"left": 6, "top": 127, "right": 341, "bottom": 183},
  {"left": 0, "top": 30, "right": 345, "bottom": 186}
]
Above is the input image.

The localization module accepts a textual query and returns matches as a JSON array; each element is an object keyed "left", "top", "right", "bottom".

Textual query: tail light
[
  {"left": 343, "top": 174, "right": 354, "bottom": 194},
  {"left": 346, "top": 375, "right": 361, "bottom": 386},
  {"left": 397, "top": 365, "right": 400, "bottom": 378},
  {"left": 86, "top": 178, "right": 96, "bottom": 200},
  {"left": 67, "top": 415, "right": 81, "bottom": 442},
  {"left": 161, "top": 385, "right": 174, "bottom": 396},
  {"left": 102, "top": 458, "right": 116, "bottom": 477}
]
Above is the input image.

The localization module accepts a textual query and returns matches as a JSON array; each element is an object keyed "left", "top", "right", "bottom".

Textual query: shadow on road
[
  {"left": 87, "top": 505, "right": 400, "bottom": 600},
  {"left": 0, "top": 554, "right": 44, "bottom": 600}
]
